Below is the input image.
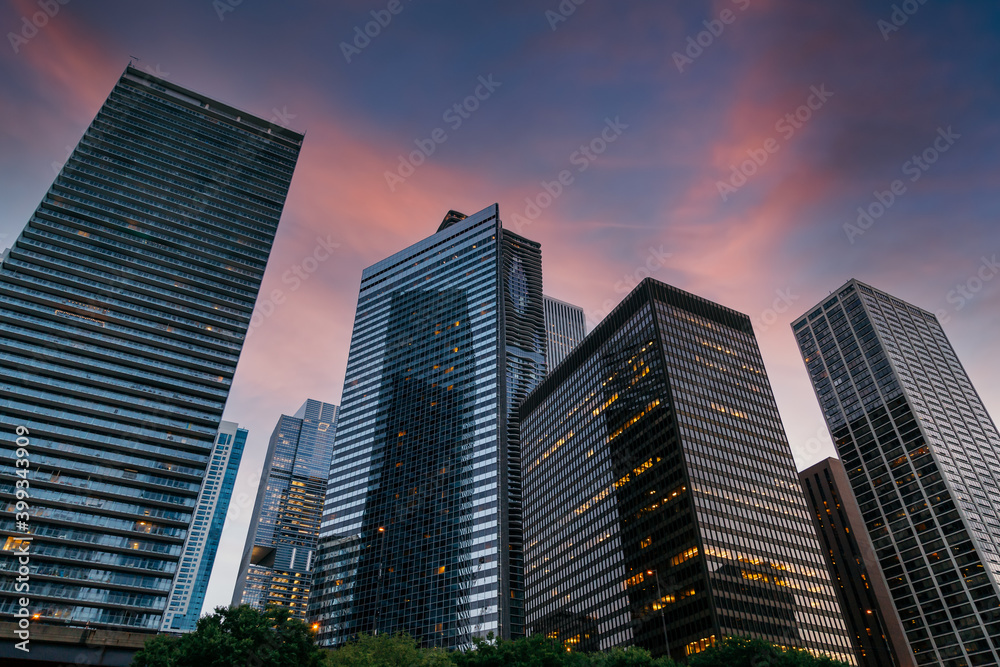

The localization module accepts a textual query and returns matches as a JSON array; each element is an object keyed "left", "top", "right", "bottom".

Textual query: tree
[
  {"left": 450, "top": 634, "right": 676, "bottom": 667},
  {"left": 326, "top": 633, "right": 453, "bottom": 667},
  {"left": 450, "top": 633, "right": 584, "bottom": 667},
  {"left": 590, "top": 645, "right": 678, "bottom": 667},
  {"left": 323, "top": 633, "right": 680, "bottom": 667},
  {"left": 131, "top": 605, "right": 326, "bottom": 667},
  {"left": 686, "top": 637, "right": 851, "bottom": 667}
]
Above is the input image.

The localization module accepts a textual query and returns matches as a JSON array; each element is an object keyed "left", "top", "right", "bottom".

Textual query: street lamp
[
  {"left": 646, "top": 569, "right": 670, "bottom": 657},
  {"left": 373, "top": 526, "right": 387, "bottom": 636}
]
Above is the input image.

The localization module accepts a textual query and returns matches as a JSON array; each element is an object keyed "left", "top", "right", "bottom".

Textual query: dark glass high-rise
[
  {"left": 520, "top": 278, "right": 857, "bottom": 663},
  {"left": 308, "top": 204, "right": 545, "bottom": 648}
]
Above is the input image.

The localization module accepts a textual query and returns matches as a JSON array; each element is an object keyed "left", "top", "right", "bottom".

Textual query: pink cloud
[{"left": 8, "top": 0, "right": 120, "bottom": 118}]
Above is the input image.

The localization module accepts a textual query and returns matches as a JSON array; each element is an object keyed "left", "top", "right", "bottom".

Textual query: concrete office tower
[
  {"left": 161, "top": 422, "right": 248, "bottom": 632},
  {"left": 543, "top": 295, "right": 586, "bottom": 370},
  {"left": 793, "top": 280, "right": 1000, "bottom": 666},
  {"left": 520, "top": 278, "right": 857, "bottom": 664},
  {"left": 800, "top": 457, "right": 915, "bottom": 666},
  {"left": 0, "top": 65, "right": 301, "bottom": 630},
  {"left": 308, "top": 204, "right": 545, "bottom": 648},
  {"left": 233, "top": 400, "right": 337, "bottom": 620}
]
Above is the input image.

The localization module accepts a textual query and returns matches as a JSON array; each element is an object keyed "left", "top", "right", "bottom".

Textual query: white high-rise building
[
  {"left": 793, "top": 279, "right": 1000, "bottom": 666},
  {"left": 542, "top": 295, "right": 586, "bottom": 371},
  {"left": 161, "top": 421, "right": 248, "bottom": 632}
]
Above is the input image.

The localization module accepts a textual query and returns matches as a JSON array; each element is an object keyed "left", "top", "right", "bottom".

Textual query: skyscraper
[
  {"left": 0, "top": 65, "right": 302, "bottom": 630},
  {"left": 233, "top": 400, "right": 337, "bottom": 620},
  {"left": 162, "top": 421, "right": 248, "bottom": 632},
  {"left": 793, "top": 279, "right": 1000, "bottom": 666},
  {"left": 308, "top": 204, "right": 545, "bottom": 647},
  {"left": 520, "top": 278, "right": 856, "bottom": 663},
  {"left": 543, "top": 295, "right": 586, "bottom": 370},
  {"left": 800, "top": 457, "right": 914, "bottom": 666}
]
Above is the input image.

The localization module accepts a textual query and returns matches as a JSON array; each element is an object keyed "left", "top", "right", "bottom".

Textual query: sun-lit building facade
[{"left": 800, "top": 456, "right": 915, "bottom": 666}]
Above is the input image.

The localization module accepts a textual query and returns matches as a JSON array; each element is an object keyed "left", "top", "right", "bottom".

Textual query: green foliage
[
  {"left": 326, "top": 633, "right": 452, "bottom": 667},
  {"left": 131, "top": 605, "right": 326, "bottom": 667},
  {"left": 687, "top": 637, "right": 851, "bottom": 667},
  {"left": 134, "top": 620, "right": 848, "bottom": 667},
  {"left": 450, "top": 633, "right": 586, "bottom": 667},
  {"left": 326, "top": 633, "right": 677, "bottom": 667},
  {"left": 450, "top": 633, "right": 677, "bottom": 667},
  {"left": 589, "top": 645, "right": 678, "bottom": 667}
]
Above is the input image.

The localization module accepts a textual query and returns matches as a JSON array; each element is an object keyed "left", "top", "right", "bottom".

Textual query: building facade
[
  {"left": 233, "top": 400, "right": 337, "bottom": 620},
  {"left": 161, "top": 421, "right": 248, "bottom": 632},
  {"left": 308, "top": 204, "right": 546, "bottom": 648},
  {"left": 793, "top": 279, "right": 1000, "bottom": 666},
  {"left": 543, "top": 295, "right": 586, "bottom": 371},
  {"left": 800, "top": 457, "right": 915, "bottom": 666},
  {"left": 0, "top": 65, "right": 301, "bottom": 630},
  {"left": 520, "top": 278, "right": 857, "bottom": 663}
]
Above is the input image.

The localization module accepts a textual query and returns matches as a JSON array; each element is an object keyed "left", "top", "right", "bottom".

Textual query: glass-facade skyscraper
[
  {"left": 308, "top": 204, "right": 546, "bottom": 648},
  {"left": 793, "top": 279, "right": 1000, "bottom": 665},
  {"left": 0, "top": 65, "right": 302, "bottom": 630},
  {"left": 161, "top": 421, "right": 248, "bottom": 632},
  {"left": 520, "top": 278, "right": 856, "bottom": 663},
  {"left": 233, "top": 400, "right": 337, "bottom": 620},
  {"left": 543, "top": 295, "right": 586, "bottom": 370}
]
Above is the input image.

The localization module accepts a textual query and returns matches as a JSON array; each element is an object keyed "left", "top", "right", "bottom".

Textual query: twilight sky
[{"left": 2, "top": 0, "right": 999, "bottom": 618}]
